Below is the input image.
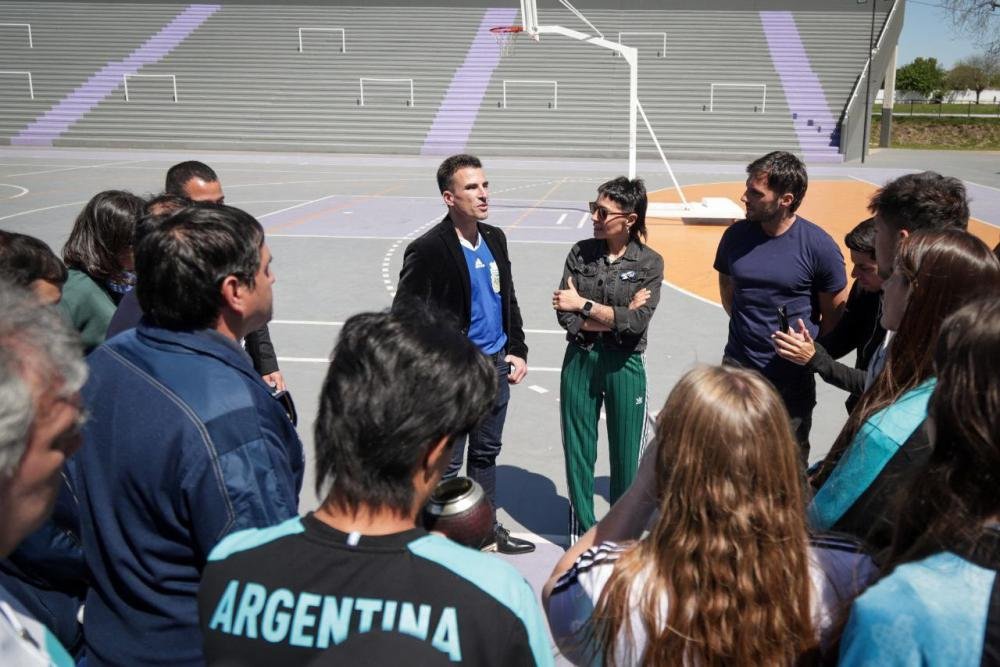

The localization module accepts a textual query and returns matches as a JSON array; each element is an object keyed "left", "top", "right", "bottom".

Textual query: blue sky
[{"left": 896, "top": 0, "right": 992, "bottom": 68}]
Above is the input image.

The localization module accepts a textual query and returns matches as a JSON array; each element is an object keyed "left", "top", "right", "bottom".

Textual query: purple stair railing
[
  {"left": 421, "top": 7, "right": 517, "bottom": 156},
  {"left": 759, "top": 11, "right": 842, "bottom": 163},
  {"left": 12, "top": 4, "right": 220, "bottom": 146}
]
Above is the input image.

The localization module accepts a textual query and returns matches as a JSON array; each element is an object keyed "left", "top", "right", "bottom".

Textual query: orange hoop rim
[{"left": 490, "top": 25, "right": 524, "bottom": 34}]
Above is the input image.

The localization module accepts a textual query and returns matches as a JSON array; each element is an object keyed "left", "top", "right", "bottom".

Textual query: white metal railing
[
  {"left": 844, "top": 0, "right": 899, "bottom": 120},
  {"left": 0, "top": 71, "right": 33, "bottom": 99},
  {"left": 709, "top": 83, "right": 766, "bottom": 113},
  {"left": 298, "top": 27, "right": 346, "bottom": 53},
  {"left": 617, "top": 32, "right": 666, "bottom": 57},
  {"left": 0, "top": 23, "right": 32, "bottom": 48},
  {"left": 123, "top": 74, "right": 178, "bottom": 102},
  {"left": 502, "top": 79, "right": 558, "bottom": 109},
  {"left": 358, "top": 78, "right": 413, "bottom": 107}
]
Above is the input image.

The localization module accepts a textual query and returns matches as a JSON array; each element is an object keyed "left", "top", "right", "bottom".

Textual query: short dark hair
[
  {"left": 844, "top": 217, "right": 877, "bottom": 257},
  {"left": 165, "top": 161, "right": 219, "bottom": 196},
  {"left": 746, "top": 151, "right": 808, "bottom": 214},
  {"left": 597, "top": 176, "right": 648, "bottom": 242},
  {"left": 0, "top": 231, "right": 67, "bottom": 287},
  {"left": 144, "top": 192, "right": 190, "bottom": 217},
  {"left": 62, "top": 190, "right": 144, "bottom": 282},
  {"left": 868, "top": 171, "right": 969, "bottom": 234},
  {"left": 436, "top": 154, "right": 482, "bottom": 193},
  {"left": 135, "top": 204, "right": 264, "bottom": 330},
  {"left": 314, "top": 307, "right": 497, "bottom": 514}
]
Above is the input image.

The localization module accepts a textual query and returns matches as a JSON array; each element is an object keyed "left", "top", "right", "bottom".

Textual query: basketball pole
[{"left": 521, "top": 1, "right": 741, "bottom": 219}]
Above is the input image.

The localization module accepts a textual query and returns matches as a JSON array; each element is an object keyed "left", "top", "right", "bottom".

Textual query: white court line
[
  {"left": 848, "top": 174, "right": 1000, "bottom": 229},
  {"left": 555, "top": 213, "right": 567, "bottom": 225},
  {"left": 0, "top": 200, "right": 88, "bottom": 222},
  {"left": 258, "top": 192, "right": 343, "bottom": 219},
  {"left": 502, "top": 225, "right": 576, "bottom": 230},
  {"left": 529, "top": 385, "right": 549, "bottom": 394},
  {"left": 847, "top": 174, "right": 884, "bottom": 187},
  {"left": 277, "top": 356, "right": 330, "bottom": 363},
  {"left": 5, "top": 158, "right": 147, "bottom": 178},
  {"left": 577, "top": 212, "right": 589, "bottom": 228},
  {"left": 267, "top": 233, "right": 572, "bottom": 245},
  {"left": 662, "top": 279, "right": 722, "bottom": 308},
  {"left": 272, "top": 320, "right": 568, "bottom": 335},
  {"left": 0, "top": 183, "right": 28, "bottom": 199},
  {"left": 279, "top": 356, "right": 562, "bottom": 370}
]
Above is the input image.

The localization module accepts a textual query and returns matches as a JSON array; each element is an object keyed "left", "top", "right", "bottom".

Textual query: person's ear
[
  {"left": 442, "top": 190, "right": 455, "bottom": 208},
  {"left": 422, "top": 435, "right": 453, "bottom": 481},
  {"left": 778, "top": 192, "right": 795, "bottom": 208},
  {"left": 898, "top": 228, "right": 910, "bottom": 243},
  {"left": 219, "top": 275, "right": 246, "bottom": 315}
]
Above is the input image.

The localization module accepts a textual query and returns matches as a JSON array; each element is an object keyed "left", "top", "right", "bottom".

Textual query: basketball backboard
[{"left": 520, "top": 0, "right": 538, "bottom": 36}]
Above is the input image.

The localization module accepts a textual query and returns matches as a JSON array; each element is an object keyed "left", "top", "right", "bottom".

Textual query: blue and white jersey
[
  {"left": 547, "top": 534, "right": 875, "bottom": 664},
  {"left": 0, "top": 583, "right": 73, "bottom": 666},
  {"left": 840, "top": 536, "right": 1000, "bottom": 666}
]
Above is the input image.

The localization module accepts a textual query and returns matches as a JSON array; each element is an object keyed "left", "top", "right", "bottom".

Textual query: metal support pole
[{"left": 861, "top": 0, "right": 878, "bottom": 163}]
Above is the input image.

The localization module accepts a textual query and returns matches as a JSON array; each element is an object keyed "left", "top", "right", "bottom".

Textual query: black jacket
[
  {"left": 807, "top": 281, "right": 885, "bottom": 412},
  {"left": 393, "top": 216, "right": 528, "bottom": 360}
]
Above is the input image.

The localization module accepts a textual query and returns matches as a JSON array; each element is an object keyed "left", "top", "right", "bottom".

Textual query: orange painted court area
[{"left": 645, "top": 181, "right": 1000, "bottom": 304}]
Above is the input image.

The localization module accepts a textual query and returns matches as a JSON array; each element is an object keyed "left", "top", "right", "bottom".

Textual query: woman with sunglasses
[{"left": 552, "top": 177, "right": 663, "bottom": 543}]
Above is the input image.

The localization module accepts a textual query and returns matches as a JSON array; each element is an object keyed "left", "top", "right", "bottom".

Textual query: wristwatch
[{"left": 581, "top": 301, "right": 594, "bottom": 319}]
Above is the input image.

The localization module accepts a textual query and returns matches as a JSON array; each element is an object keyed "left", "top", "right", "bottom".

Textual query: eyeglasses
[{"left": 589, "top": 201, "right": 630, "bottom": 223}]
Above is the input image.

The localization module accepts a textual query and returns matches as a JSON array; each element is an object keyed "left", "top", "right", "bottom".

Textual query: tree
[
  {"left": 941, "top": 1, "right": 1000, "bottom": 57},
  {"left": 896, "top": 57, "right": 947, "bottom": 99},
  {"left": 947, "top": 62, "right": 991, "bottom": 102}
]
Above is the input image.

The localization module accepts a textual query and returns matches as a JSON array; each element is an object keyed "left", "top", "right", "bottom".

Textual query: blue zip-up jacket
[{"left": 71, "top": 322, "right": 304, "bottom": 667}]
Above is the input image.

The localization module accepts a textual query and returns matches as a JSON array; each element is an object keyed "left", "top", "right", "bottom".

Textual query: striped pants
[{"left": 560, "top": 342, "right": 649, "bottom": 541}]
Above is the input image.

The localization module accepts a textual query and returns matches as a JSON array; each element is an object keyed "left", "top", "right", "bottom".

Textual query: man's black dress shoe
[{"left": 481, "top": 524, "right": 535, "bottom": 555}]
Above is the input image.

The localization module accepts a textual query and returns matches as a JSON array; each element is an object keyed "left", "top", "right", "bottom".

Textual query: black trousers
[{"left": 722, "top": 356, "right": 815, "bottom": 463}]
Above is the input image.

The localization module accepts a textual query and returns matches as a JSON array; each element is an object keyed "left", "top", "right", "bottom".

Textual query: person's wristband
[{"left": 581, "top": 301, "right": 594, "bottom": 319}]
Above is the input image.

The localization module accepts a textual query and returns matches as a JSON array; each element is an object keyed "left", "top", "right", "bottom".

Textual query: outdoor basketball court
[{"left": 2, "top": 144, "right": 998, "bottom": 661}]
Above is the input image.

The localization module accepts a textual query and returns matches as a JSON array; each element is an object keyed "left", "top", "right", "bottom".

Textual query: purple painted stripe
[
  {"left": 759, "top": 11, "right": 840, "bottom": 161},
  {"left": 12, "top": 4, "right": 220, "bottom": 146},
  {"left": 420, "top": 7, "right": 517, "bottom": 156}
]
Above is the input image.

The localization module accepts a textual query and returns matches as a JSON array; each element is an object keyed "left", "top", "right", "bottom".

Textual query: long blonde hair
[{"left": 590, "top": 365, "right": 816, "bottom": 666}]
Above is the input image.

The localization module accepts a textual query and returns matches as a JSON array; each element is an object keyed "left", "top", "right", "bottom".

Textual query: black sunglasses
[{"left": 589, "top": 201, "right": 631, "bottom": 223}]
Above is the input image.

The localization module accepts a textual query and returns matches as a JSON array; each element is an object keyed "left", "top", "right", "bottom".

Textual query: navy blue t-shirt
[{"left": 714, "top": 216, "right": 846, "bottom": 382}]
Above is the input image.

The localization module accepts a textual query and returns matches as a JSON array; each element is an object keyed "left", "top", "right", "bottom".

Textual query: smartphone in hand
[{"left": 777, "top": 305, "right": 790, "bottom": 334}]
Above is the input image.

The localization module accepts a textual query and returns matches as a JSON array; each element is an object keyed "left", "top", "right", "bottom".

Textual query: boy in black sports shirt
[{"left": 198, "top": 308, "right": 553, "bottom": 666}]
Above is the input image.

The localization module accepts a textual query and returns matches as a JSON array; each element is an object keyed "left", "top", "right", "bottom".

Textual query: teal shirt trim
[
  {"left": 44, "top": 627, "right": 74, "bottom": 667},
  {"left": 208, "top": 516, "right": 305, "bottom": 562},
  {"left": 407, "top": 534, "right": 554, "bottom": 666},
  {"left": 840, "top": 552, "right": 994, "bottom": 666},
  {"left": 809, "top": 379, "right": 936, "bottom": 530}
]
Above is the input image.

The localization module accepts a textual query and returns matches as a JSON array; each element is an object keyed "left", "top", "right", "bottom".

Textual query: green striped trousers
[{"left": 560, "top": 341, "right": 649, "bottom": 541}]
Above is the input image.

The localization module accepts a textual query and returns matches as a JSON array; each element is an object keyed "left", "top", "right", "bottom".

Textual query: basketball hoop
[{"left": 490, "top": 25, "right": 523, "bottom": 57}]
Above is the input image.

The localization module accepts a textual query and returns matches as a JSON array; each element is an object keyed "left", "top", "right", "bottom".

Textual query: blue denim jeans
[{"left": 444, "top": 350, "right": 510, "bottom": 526}]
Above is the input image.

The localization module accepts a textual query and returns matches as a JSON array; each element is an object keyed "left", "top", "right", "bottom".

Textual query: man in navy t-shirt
[{"left": 714, "top": 152, "right": 847, "bottom": 459}]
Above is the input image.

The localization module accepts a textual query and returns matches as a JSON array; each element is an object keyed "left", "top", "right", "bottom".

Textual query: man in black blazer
[{"left": 394, "top": 154, "right": 534, "bottom": 555}]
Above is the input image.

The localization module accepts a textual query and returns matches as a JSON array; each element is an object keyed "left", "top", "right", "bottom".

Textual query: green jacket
[{"left": 59, "top": 269, "right": 116, "bottom": 353}]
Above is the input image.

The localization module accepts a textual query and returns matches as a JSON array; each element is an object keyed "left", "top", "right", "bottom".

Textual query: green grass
[
  {"left": 873, "top": 102, "right": 1000, "bottom": 116},
  {"left": 871, "top": 116, "right": 1000, "bottom": 150}
]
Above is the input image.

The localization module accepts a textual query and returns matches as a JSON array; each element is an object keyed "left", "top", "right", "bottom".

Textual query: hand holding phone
[{"left": 777, "top": 305, "right": 790, "bottom": 334}]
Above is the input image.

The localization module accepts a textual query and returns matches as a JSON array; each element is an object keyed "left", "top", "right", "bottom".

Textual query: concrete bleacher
[{"left": 0, "top": 1, "right": 891, "bottom": 162}]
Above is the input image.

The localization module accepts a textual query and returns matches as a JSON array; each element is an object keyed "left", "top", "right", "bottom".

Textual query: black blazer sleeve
[{"left": 245, "top": 325, "right": 279, "bottom": 376}]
